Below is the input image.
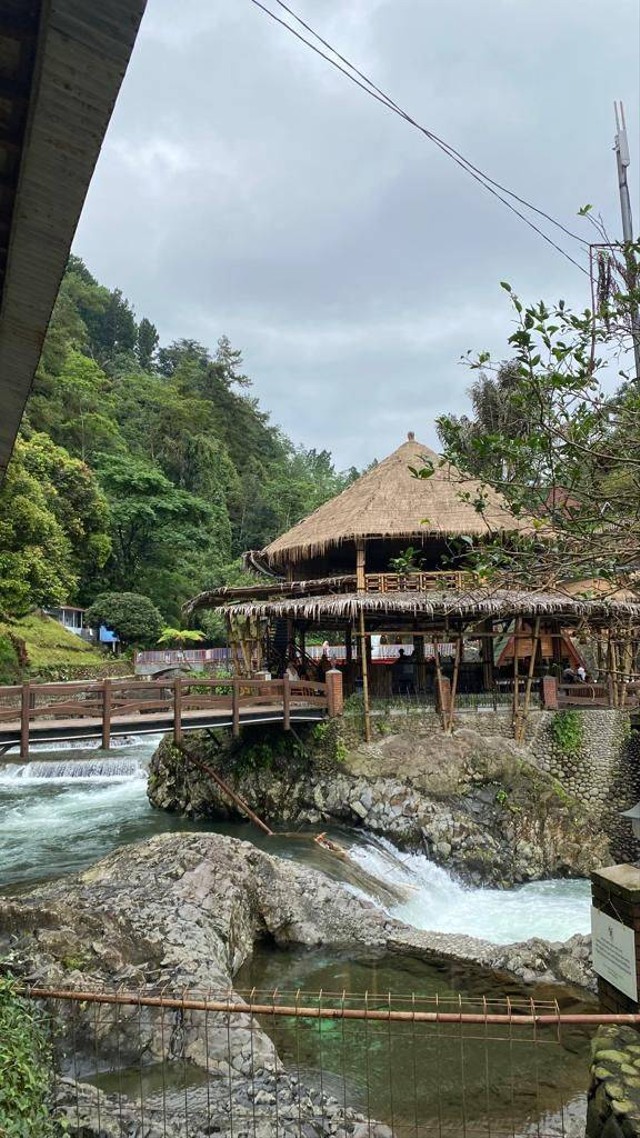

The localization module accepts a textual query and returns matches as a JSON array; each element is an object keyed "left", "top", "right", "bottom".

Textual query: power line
[
  {"left": 271, "top": 0, "right": 589, "bottom": 249},
  {"left": 247, "top": 0, "right": 590, "bottom": 276}
]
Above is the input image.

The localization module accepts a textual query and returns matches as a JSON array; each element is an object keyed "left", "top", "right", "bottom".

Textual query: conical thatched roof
[{"left": 259, "top": 433, "right": 531, "bottom": 568}]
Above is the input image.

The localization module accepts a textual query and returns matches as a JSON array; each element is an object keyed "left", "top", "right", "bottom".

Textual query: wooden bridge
[{"left": 0, "top": 677, "right": 335, "bottom": 759}]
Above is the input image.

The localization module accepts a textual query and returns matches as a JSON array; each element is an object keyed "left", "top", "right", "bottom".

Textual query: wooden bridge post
[
  {"left": 20, "top": 681, "right": 30, "bottom": 760},
  {"left": 232, "top": 678, "right": 240, "bottom": 737},
  {"left": 101, "top": 678, "right": 112, "bottom": 750},
  {"left": 326, "top": 669, "right": 343, "bottom": 717},
  {"left": 173, "top": 677, "right": 183, "bottom": 744},
  {"left": 283, "top": 675, "right": 291, "bottom": 731}
]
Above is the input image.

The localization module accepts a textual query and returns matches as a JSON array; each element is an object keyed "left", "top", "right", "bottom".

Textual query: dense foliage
[
  {"left": 85, "top": 592, "right": 164, "bottom": 647},
  {"left": 0, "top": 974, "right": 60, "bottom": 1136},
  {"left": 1, "top": 257, "right": 356, "bottom": 628}
]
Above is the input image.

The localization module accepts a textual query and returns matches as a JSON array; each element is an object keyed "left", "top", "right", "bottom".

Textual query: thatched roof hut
[{"left": 254, "top": 433, "right": 531, "bottom": 577}]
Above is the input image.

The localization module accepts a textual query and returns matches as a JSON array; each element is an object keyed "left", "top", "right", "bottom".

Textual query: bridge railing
[{"left": 0, "top": 676, "right": 330, "bottom": 758}]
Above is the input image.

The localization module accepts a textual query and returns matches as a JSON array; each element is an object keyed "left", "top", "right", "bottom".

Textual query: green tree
[
  {"left": 432, "top": 249, "right": 640, "bottom": 589},
  {"left": 0, "top": 437, "right": 95, "bottom": 615},
  {"left": 86, "top": 592, "right": 163, "bottom": 647},
  {"left": 137, "top": 316, "right": 159, "bottom": 370}
]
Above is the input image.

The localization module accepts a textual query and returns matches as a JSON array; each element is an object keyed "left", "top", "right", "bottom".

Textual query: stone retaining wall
[
  {"left": 587, "top": 1025, "right": 640, "bottom": 1138},
  {"left": 399, "top": 706, "right": 640, "bottom": 860}
]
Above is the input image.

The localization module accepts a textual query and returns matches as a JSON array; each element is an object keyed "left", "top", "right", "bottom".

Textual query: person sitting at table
[{"left": 562, "top": 664, "right": 576, "bottom": 684}]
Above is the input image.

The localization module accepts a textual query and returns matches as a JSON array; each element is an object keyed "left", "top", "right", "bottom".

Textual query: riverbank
[
  {"left": 0, "top": 831, "right": 595, "bottom": 1137},
  {"left": 148, "top": 713, "right": 608, "bottom": 887}
]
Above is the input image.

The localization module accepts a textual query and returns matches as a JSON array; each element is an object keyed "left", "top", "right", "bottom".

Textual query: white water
[
  {"left": 0, "top": 735, "right": 179, "bottom": 888},
  {"left": 0, "top": 738, "right": 591, "bottom": 944},
  {"left": 348, "top": 837, "right": 591, "bottom": 945}
]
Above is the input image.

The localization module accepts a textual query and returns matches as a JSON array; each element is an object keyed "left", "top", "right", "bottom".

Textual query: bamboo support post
[
  {"left": 101, "top": 678, "right": 112, "bottom": 751},
  {"left": 358, "top": 607, "right": 372, "bottom": 743},
  {"left": 179, "top": 746, "right": 274, "bottom": 836},
  {"left": 607, "top": 634, "right": 618, "bottom": 708},
  {"left": 20, "top": 681, "right": 30, "bottom": 760},
  {"left": 231, "top": 678, "right": 240, "bottom": 737},
  {"left": 512, "top": 617, "right": 521, "bottom": 733},
  {"left": 516, "top": 616, "right": 540, "bottom": 743},
  {"left": 173, "top": 677, "right": 183, "bottom": 744},
  {"left": 356, "top": 539, "right": 366, "bottom": 593},
  {"left": 433, "top": 637, "right": 445, "bottom": 729},
  {"left": 283, "top": 675, "right": 291, "bottom": 731},
  {"left": 447, "top": 635, "right": 462, "bottom": 733}
]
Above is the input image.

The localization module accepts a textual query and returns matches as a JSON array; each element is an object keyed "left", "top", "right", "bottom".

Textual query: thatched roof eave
[{"left": 219, "top": 588, "right": 640, "bottom": 628}]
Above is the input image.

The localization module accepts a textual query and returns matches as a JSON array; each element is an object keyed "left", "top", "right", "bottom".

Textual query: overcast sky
[{"left": 74, "top": 0, "right": 640, "bottom": 470}]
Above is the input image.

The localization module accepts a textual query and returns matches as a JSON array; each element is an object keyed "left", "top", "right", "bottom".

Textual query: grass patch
[
  {"left": 0, "top": 612, "right": 103, "bottom": 670},
  {"left": 550, "top": 710, "right": 584, "bottom": 757}
]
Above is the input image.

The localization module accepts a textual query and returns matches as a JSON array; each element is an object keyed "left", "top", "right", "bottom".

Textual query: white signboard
[{"left": 591, "top": 907, "right": 638, "bottom": 1001}]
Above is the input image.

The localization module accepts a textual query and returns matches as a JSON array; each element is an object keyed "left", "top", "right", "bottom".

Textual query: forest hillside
[{"left": 0, "top": 257, "right": 358, "bottom": 634}]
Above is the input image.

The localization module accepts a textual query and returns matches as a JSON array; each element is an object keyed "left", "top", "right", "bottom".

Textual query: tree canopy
[
  {"left": 433, "top": 246, "right": 640, "bottom": 590},
  {"left": 0, "top": 257, "right": 357, "bottom": 631},
  {"left": 85, "top": 592, "right": 164, "bottom": 648}
]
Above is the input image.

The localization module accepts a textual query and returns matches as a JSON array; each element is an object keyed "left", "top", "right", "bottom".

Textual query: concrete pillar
[
  {"left": 540, "top": 675, "right": 559, "bottom": 709},
  {"left": 325, "top": 668, "right": 344, "bottom": 718},
  {"left": 591, "top": 865, "right": 640, "bottom": 1015}
]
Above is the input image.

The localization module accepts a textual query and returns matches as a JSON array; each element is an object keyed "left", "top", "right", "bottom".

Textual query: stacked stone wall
[
  {"left": 587, "top": 1025, "right": 640, "bottom": 1138},
  {"left": 423, "top": 707, "right": 640, "bottom": 860}
]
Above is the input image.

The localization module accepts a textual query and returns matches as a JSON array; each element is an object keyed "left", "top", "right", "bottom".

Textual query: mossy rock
[{"left": 612, "top": 1100, "right": 637, "bottom": 1117}]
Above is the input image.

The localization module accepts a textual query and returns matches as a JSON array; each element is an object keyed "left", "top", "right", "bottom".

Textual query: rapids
[{"left": 0, "top": 735, "right": 590, "bottom": 943}]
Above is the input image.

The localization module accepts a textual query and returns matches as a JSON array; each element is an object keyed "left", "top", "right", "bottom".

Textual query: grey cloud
[{"left": 75, "top": 0, "right": 639, "bottom": 467}]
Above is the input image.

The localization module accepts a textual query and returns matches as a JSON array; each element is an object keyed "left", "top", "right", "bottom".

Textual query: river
[{"left": 0, "top": 734, "right": 590, "bottom": 944}]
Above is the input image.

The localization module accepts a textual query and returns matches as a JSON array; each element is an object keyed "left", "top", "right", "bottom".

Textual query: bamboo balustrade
[
  {"left": 364, "top": 570, "right": 473, "bottom": 593},
  {"left": 0, "top": 676, "right": 330, "bottom": 759}
]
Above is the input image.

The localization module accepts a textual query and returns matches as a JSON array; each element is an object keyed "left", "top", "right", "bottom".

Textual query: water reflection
[{"left": 237, "top": 946, "right": 593, "bottom": 1138}]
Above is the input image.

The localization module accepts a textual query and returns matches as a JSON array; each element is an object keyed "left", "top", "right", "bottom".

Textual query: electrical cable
[
  {"left": 271, "top": 0, "right": 589, "bottom": 249},
  {"left": 247, "top": 0, "right": 590, "bottom": 275}
]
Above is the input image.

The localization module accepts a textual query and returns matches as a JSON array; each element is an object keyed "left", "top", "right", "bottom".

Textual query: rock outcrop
[
  {"left": 148, "top": 720, "right": 606, "bottom": 886},
  {"left": 1, "top": 833, "right": 595, "bottom": 1136}
]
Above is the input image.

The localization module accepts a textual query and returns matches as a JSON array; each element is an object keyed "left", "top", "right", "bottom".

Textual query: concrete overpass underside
[{"left": 0, "top": 0, "right": 147, "bottom": 480}]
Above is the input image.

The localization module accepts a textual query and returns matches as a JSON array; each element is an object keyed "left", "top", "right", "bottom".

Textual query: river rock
[
  {"left": 0, "top": 833, "right": 596, "bottom": 1135},
  {"left": 148, "top": 722, "right": 606, "bottom": 887}
]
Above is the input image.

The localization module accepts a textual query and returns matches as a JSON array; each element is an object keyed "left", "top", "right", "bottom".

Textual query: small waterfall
[
  {"left": 6, "top": 757, "right": 146, "bottom": 781},
  {"left": 346, "top": 834, "right": 591, "bottom": 945}
]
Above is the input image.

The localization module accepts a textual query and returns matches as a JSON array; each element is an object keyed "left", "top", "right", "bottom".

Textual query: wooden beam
[
  {"left": 20, "top": 680, "right": 29, "bottom": 760},
  {"left": 447, "top": 635, "right": 462, "bottom": 733},
  {"left": 356, "top": 539, "right": 366, "bottom": 593},
  {"left": 516, "top": 616, "right": 540, "bottom": 743},
  {"left": 101, "top": 678, "right": 112, "bottom": 751},
  {"left": 358, "top": 607, "right": 372, "bottom": 742},
  {"left": 512, "top": 616, "right": 521, "bottom": 731}
]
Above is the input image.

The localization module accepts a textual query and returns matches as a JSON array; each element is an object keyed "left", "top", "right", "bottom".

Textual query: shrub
[
  {"left": 550, "top": 710, "right": 583, "bottom": 756},
  {"left": 0, "top": 974, "right": 61, "bottom": 1136}
]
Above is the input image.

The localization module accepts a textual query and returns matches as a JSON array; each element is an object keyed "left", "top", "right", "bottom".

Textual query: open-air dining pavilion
[{"left": 187, "top": 434, "right": 640, "bottom": 738}]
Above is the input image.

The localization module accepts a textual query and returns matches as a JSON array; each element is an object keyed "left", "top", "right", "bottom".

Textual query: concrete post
[
  {"left": 325, "top": 669, "right": 344, "bottom": 718},
  {"left": 591, "top": 865, "right": 640, "bottom": 1015},
  {"left": 540, "top": 675, "right": 559, "bottom": 709}
]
